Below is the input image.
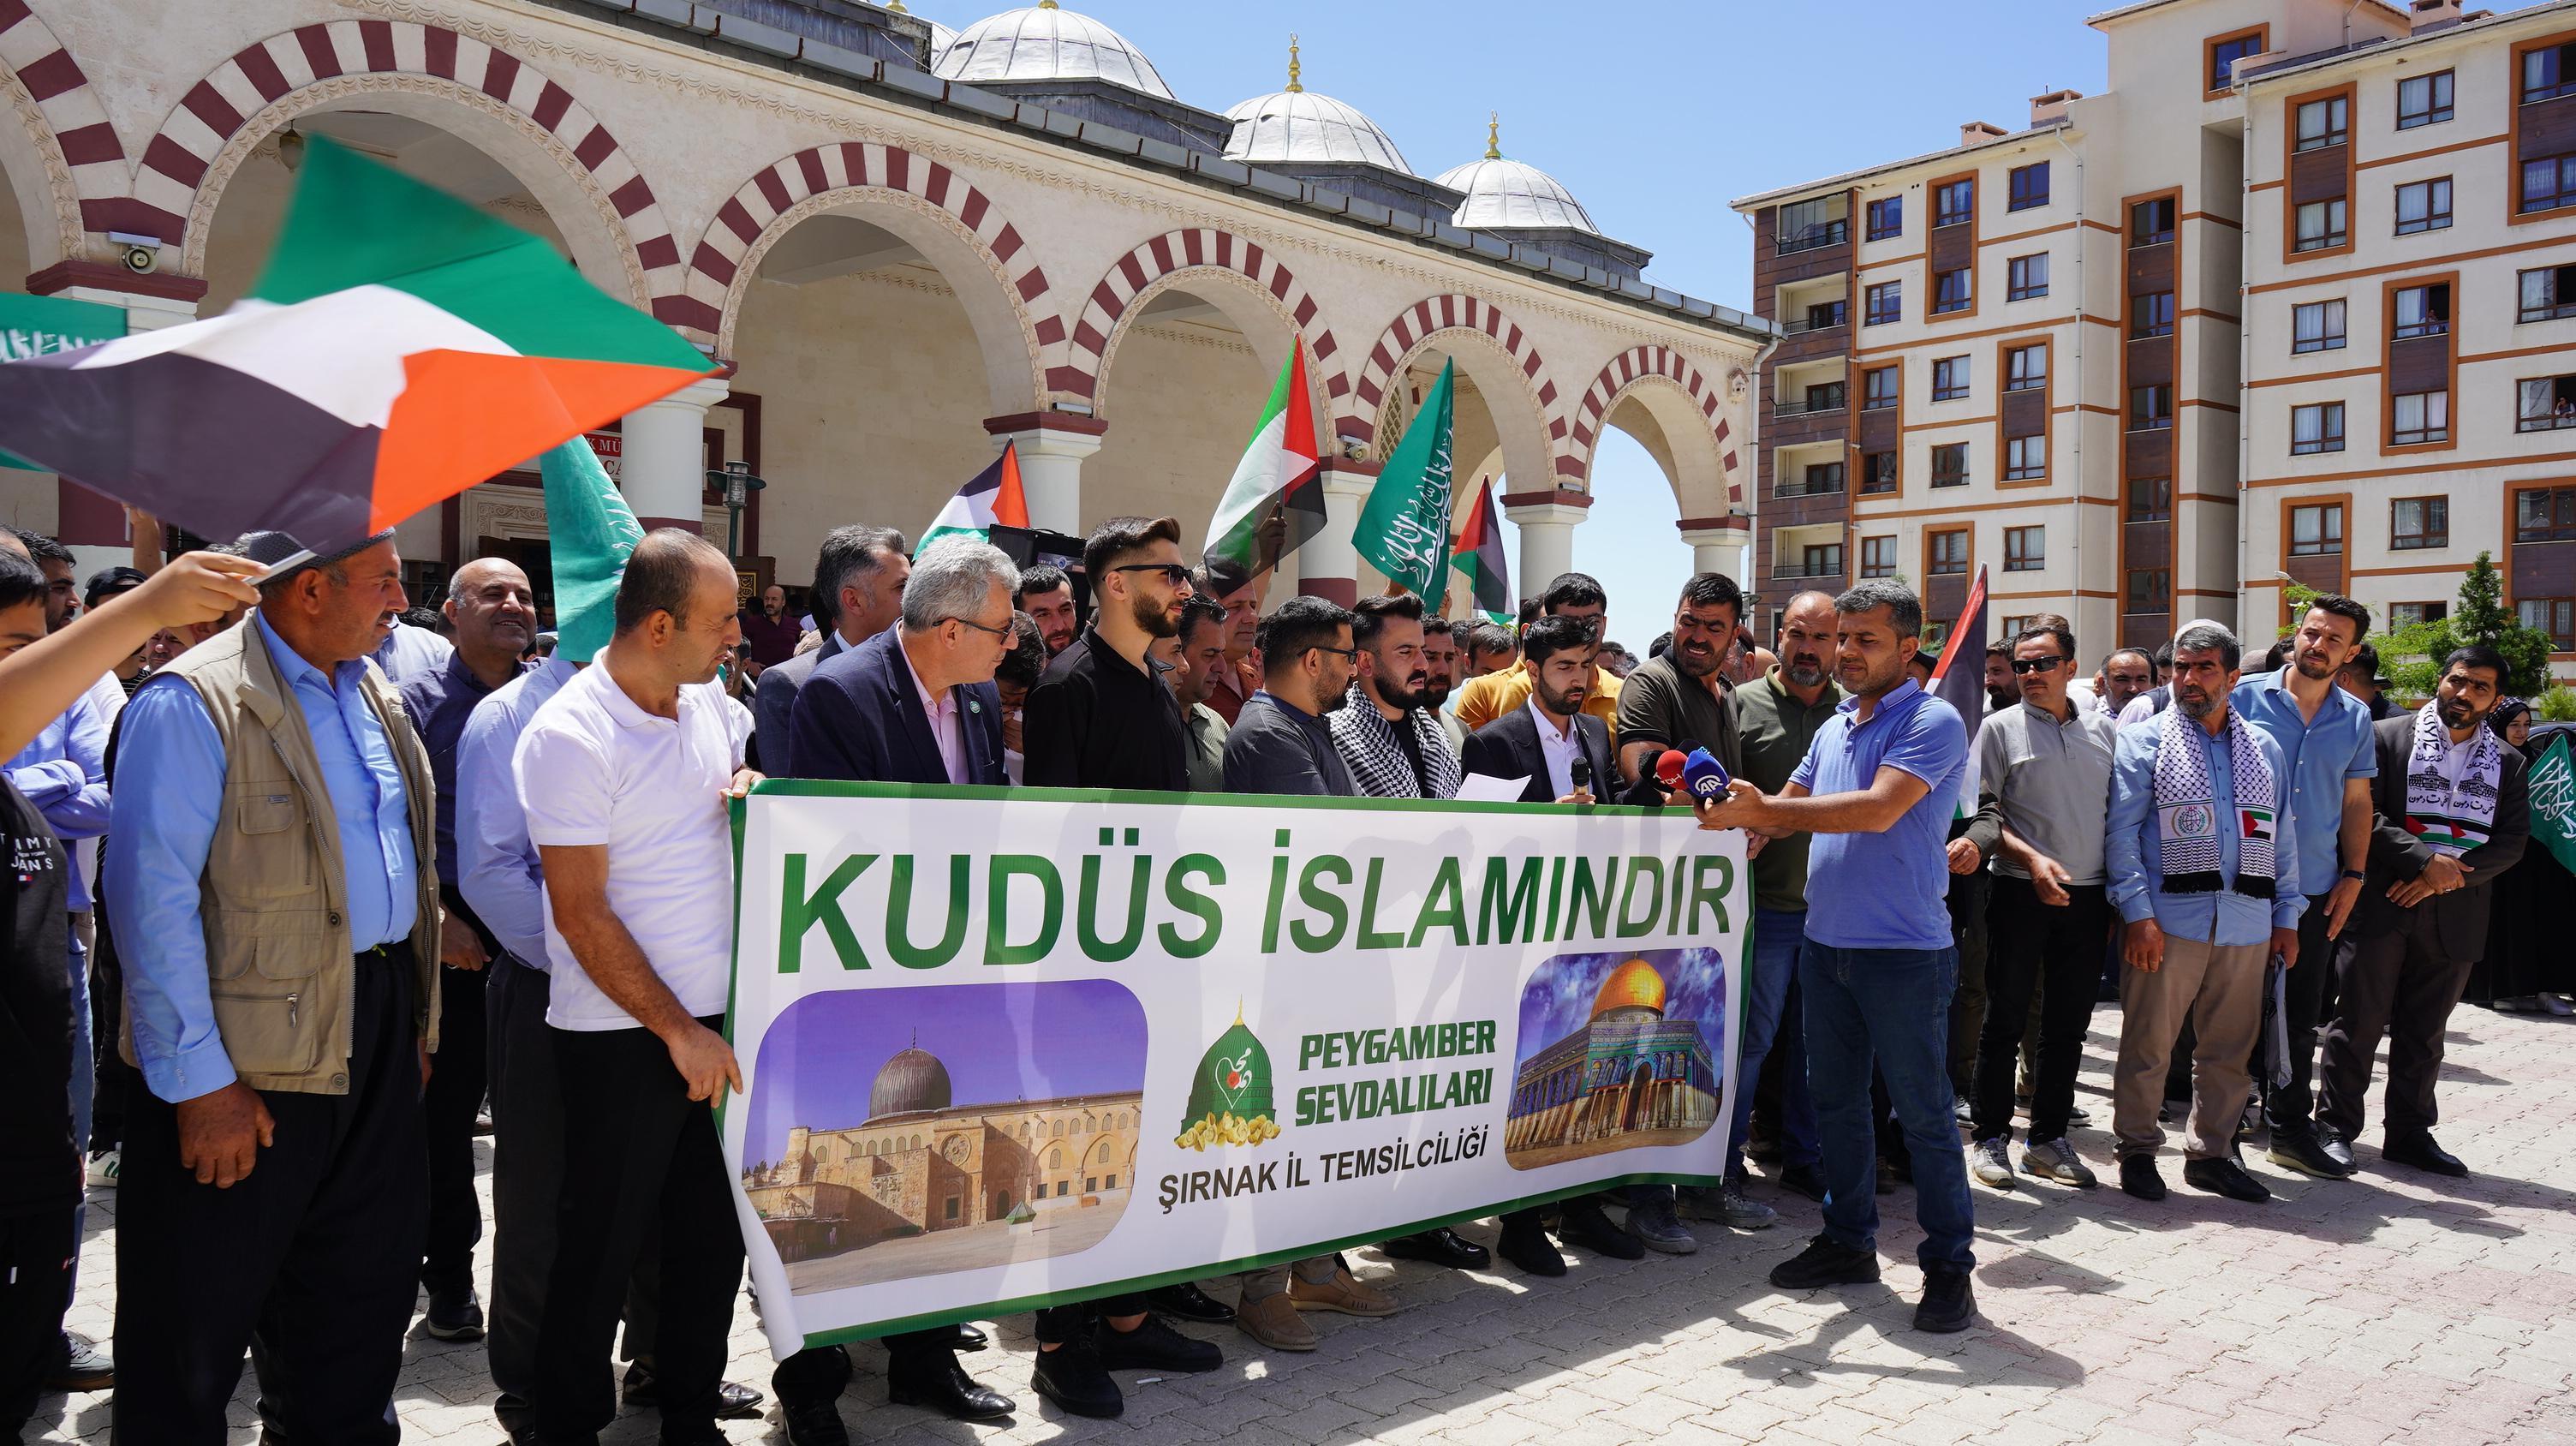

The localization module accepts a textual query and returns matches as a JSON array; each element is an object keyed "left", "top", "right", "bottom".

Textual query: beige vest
[{"left": 122, "top": 616, "right": 443, "bottom": 1095}]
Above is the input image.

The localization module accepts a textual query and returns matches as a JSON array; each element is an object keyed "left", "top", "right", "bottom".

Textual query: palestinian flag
[
  {"left": 1926, "top": 563, "right": 1990, "bottom": 816},
  {"left": 1447, "top": 475, "right": 1511, "bottom": 624},
  {"left": 0, "top": 138, "right": 712, "bottom": 555},
  {"left": 1203, "top": 338, "right": 1324, "bottom": 573},
  {"left": 919, "top": 441, "right": 1029, "bottom": 553}
]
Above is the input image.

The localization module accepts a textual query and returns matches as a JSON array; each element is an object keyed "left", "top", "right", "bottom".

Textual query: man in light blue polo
[
  {"left": 2227, "top": 595, "right": 2376, "bottom": 1180},
  {"left": 1695, "top": 579, "right": 1975, "bottom": 1334}
]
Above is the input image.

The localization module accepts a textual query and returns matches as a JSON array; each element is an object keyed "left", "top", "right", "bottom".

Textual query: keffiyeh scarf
[
  {"left": 2404, "top": 700, "right": 2504, "bottom": 856},
  {"left": 1328, "top": 684, "right": 1464, "bottom": 800},
  {"left": 2152, "top": 702, "right": 2279, "bottom": 899}
]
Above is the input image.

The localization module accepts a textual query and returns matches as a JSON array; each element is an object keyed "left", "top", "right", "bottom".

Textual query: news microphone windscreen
[
  {"left": 1570, "top": 756, "right": 1593, "bottom": 791},
  {"left": 1655, "top": 749, "right": 1688, "bottom": 786},
  {"left": 1682, "top": 746, "right": 1731, "bottom": 799}
]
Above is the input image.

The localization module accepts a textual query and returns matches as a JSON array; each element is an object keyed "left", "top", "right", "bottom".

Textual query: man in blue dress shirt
[{"left": 104, "top": 529, "right": 444, "bottom": 1444}]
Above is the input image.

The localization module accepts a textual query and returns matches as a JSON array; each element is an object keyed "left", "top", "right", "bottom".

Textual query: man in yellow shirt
[{"left": 1452, "top": 572, "right": 1622, "bottom": 739}]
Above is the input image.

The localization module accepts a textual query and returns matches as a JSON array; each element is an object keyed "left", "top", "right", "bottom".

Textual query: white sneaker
[
  {"left": 1969, "top": 1138, "right": 2016, "bottom": 1190},
  {"left": 86, "top": 1150, "right": 119, "bottom": 1189}
]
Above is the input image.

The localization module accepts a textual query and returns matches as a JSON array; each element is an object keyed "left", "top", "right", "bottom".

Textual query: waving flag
[
  {"left": 1204, "top": 338, "right": 1324, "bottom": 573},
  {"left": 920, "top": 442, "right": 1029, "bottom": 553},
  {"left": 1925, "top": 564, "right": 1990, "bottom": 815},
  {"left": 1355, "top": 359, "right": 1455, "bottom": 602},
  {"left": 540, "top": 437, "right": 645, "bottom": 666},
  {"left": 0, "top": 138, "right": 713, "bottom": 555},
  {"left": 1447, "top": 475, "right": 1512, "bottom": 624}
]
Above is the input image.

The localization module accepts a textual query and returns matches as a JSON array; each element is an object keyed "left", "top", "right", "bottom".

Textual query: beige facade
[{"left": 0, "top": 0, "right": 1769, "bottom": 611}]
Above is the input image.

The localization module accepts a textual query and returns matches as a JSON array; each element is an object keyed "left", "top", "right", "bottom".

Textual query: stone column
[
  {"left": 984, "top": 412, "right": 1108, "bottom": 536},
  {"left": 1676, "top": 517, "right": 1756, "bottom": 583},
  {"left": 23, "top": 264, "right": 206, "bottom": 562},
  {"left": 1296, "top": 460, "right": 1380, "bottom": 606},
  {"left": 1501, "top": 488, "right": 1593, "bottom": 597},
  {"left": 623, "top": 376, "right": 731, "bottom": 533}
]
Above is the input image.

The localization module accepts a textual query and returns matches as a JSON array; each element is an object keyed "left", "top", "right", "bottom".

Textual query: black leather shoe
[
  {"left": 2182, "top": 1155, "right": 2271, "bottom": 1202},
  {"left": 2119, "top": 1155, "right": 2167, "bottom": 1201},
  {"left": 659, "top": 1421, "right": 731, "bottom": 1446},
  {"left": 1914, "top": 1266, "right": 1977, "bottom": 1333},
  {"left": 1767, "top": 1236, "right": 1881, "bottom": 1290},
  {"left": 888, "top": 1356, "right": 1014, "bottom": 1420},
  {"left": 2317, "top": 1127, "right": 2358, "bottom": 1174},
  {"left": 1774, "top": 1162, "right": 1828, "bottom": 1203},
  {"left": 780, "top": 1396, "right": 851, "bottom": 1446},
  {"left": 1030, "top": 1335, "right": 1123, "bottom": 1419},
  {"left": 1555, "top": 1198, "right": 1645, "bottom": 1260},
  {"left": 1144, "top": 1282, "right": 1236, "bottom": 1323},
  {"left": 45, "top": 1330, "right": 112, "bottom": 1391},
  {"left": 2382, "top": 1132, "right": 2468, "bottom": 1177},
  {"left": 1095, "top": 1313, "right": 1222, "bottom": 1374},
  {"left": 949, "top": 1322, "right": 990, "bottom": 1351},
  {"left": 1497, "top": 1214, "right": 1565, "bottom": 1276},
  {"left": 2268, "top": 1127, "right": 2355, "bottom": 1180},
  {"left": 622, "top": 1365, "right": 763, "bottom": 1419},
  {"left": 423, "top": 1284, "right": 485, "bottom": 1342},
  {"left": 494, "top": 1392, "right": 538, "bottom": 1445},
  {"left": 1378, "top": 1228, "right": 1491, "bottom": 1270}
]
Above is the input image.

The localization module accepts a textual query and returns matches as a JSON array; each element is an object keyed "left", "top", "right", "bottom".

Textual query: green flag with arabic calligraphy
[
  {"left": 1352, "top": 359, "right": 1455, "bottom": 602},
  {"left": 2526, "top": 734, "right": 2576, "bottom": 875}
]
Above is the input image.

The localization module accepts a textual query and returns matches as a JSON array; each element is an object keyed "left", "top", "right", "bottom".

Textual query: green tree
[{"left": 2364, "top": 553, "right": 2555, "bottom": 698}]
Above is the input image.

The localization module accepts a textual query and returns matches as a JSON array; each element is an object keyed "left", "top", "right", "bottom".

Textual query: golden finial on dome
[
  {"left": 884, "top": 0, "right": 905, "bottom": 11},
  {"left": 1038, "top": 0, "right": 1058, "bottom": 8},
  {"left": 1485, "top": 111, "right": 1501, "bottom": 161},
  {"left": 1286, "top": 33, "right": 1303, "bottom": 93}
]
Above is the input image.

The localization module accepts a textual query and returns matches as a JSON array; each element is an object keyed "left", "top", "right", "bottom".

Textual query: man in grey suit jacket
[{"left": 750, "top": 526, "right": 907, "bottom": 777}]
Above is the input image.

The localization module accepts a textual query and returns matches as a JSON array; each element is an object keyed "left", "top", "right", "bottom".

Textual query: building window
[
  {"left": 2394, "top": 177, "right": 2453, "bottom": 234},
  {"left": 2524, "top": 41, "right": 2576, "bottom": 103},
  {"left": 2522, "top": 599, "right": 2576, "bottom": 649},
  {"left": 1780, "top": 462, "right": 1844, "bottom": 498},
  {"left": 2128, "top": 476, "right": 2174, "bottom": 522},
  {"left": 2131, "top": 384, "right": 2174, "bottom": 431},
  {"left": 1929, "top": 529, "right": 1970, "bottom": 575},
  {"left": 1930, "top": 442, "right": 1969, "bottom": 487},
  {"left": 1935, "top": 178, "right": 1975, "bottom": 228},
  {"left": 2132, "top": 196, "right": 2176, "bottom": 245},
  {"left": 1931, "top": 356, "right": 1971, "bottom": 401},
  {"left": 1776, "top": 197, "right": 1846, "bottom": 254},
  {"left": 1865, "top": 195, "right": 1903, "bottom": 241},
  {"left": 1862, "top": 451, "right": 1899, "bottom": 493},
  {"left": 2005, "top": 433, "right": 2047, "bottom": 480},
  {"left": 2133, "top": 291, "right": 2176, "bottom": 338},
  {"left": 1862, "top": 365, "right": 1899, "bottom": 410},
  {"left": 2126, "top": 569, "right": 2171, "bottom": 612},
  {"left": 2389, "top": 391, "right": 2449, "bottom": 446},
  {"left": 2398, "top": 70, "right": 2454, "bottom": 128},
  {"left": 1861, "top": 535, "right": 1897, "bottom": 578},
  {"left": 1794, "top": 300, "right": 1847, "bottom": 333},
  {"left": 2001, "top": 614, "right": 2036, "bottom": 639},
  {"left": 1865, "top": 281, "right": 1902, "bottom": 326},
  {"left": 2008, "top": 162, "right": 2049, "bottom": 212},
  {"left": 1798, "top": 544, "right": 1844, "bottom": 579},
  {"left": 2292, "top": 401, "right": 2345, "bottom": 453},
  {"left": 2388, "top": 601, "right": 2448, "bottom": 629},
  {"left": 2211, "top": 32, "right": 2264, "bottom": 91},
  {"left": 2519, "top": 264, "right": 2576, "bottom": 322},
  {"left": 2515, "top": 377, "right": 2576, "bottom": 431},
  {"left": 2293, "top": 299, "right": 2346, "bottom": 353},
  {"left": 2520, "top": 153, "right": 2576, "bottom": 214},
  {"left": 1933, "top": 267, "right": 1973, "bottom": 314},
  {"left": 2004, "top": 526, "right": 2044, "bottom": 571},
  {"left": 2519, "top": 486, "right": 2576, "bottom": 541},
  {"left": 2295, "top": 95, "right": 2350, "bottom": 151},
  {"left": 2007, "top": 253, "right": 2049, "bottom": 302},
  {"left": 2391, "top": 497, "right": 2448, "bottom": 550},
  {"left": 2294, "top": 198, "right": 2348, "bottom": 253},
  {"left": 2005, "top": 344, "right": 2048, "bottom": 391},
  {"left": 1788, "top": 380, "right": 1846, "bottom": 415},
  {"left": 2290, "top": 501, "right": 2345, "bottom": 556}
]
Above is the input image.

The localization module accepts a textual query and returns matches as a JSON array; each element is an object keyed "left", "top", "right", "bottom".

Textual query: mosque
[
  {"left": 742, "top": 1035, "right": 1142, "bottom": 1264},
  {"left": 0, "top": 0, "right": 1769, "bottom": 607},
  {"left": 1504, "top": 956, "right": 1721, "bottom": 1167}
]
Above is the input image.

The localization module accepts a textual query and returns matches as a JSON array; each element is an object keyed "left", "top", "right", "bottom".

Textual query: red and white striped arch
[
  {"left": 1567, "top": 344, "right": 1742, "bottom": 505},
  {"left": 1055, "top": 229, "right": 1342, "bottom": 409},
  {"left": 0, "top": 0, "right": 128, "bottom": 260},
  {"left": 1342, "top": 293, "right": 1564, "bottom": 460}
]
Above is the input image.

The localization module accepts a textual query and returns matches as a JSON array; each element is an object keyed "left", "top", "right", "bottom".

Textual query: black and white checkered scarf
[{"left": 1328, "top": 683, "right": 1462, "bottom": 800}]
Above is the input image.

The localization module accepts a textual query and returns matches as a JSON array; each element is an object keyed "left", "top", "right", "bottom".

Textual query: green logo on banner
[{"left": 1178, "top": 1005, "right": 1280, "bottom": 1150}]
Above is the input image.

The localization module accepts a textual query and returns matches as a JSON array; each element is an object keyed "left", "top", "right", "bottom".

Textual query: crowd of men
[{"left": 0, "top": 505, "right": 2544, "bottom": 1444}]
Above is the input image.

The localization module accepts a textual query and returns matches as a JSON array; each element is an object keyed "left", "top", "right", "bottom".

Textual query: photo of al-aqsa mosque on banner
[
  {"left": 1504, "top": 950, "right": 1725, "bottom": 1171},
  {"left": 742, "top": 980, "right": 1147, "bottom": 1294}
]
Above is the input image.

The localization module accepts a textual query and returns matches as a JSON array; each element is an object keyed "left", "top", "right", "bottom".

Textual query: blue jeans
[
  {"left": 1732, "top": 907, "right": 1818, "bottom": 1176},
  {"left": 1799, "top": 937, "right": 1976, "bottom": 1272}
]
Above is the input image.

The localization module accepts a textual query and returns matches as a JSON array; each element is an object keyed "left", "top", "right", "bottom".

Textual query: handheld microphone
[
  {"left": 1654, "top": 749, "right": 1688, "bottom": 792},
  {"left": 1682, "top": 746, "right": 1731, "bottom": 801},
  {"left": 1569, "top": 756, "right": 1593, "bottom": 796}
]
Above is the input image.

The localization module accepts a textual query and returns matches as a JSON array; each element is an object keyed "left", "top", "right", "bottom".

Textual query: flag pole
[{"left": 250, "top": 547, "right": 315, "bottom": 584}]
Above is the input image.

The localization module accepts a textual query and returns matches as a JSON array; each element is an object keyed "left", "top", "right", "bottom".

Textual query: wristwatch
[{"left": 2340, "top": 869, "right": 2365, "bottom": 881}]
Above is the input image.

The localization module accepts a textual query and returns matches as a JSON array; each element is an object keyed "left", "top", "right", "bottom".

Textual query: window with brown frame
[
  {"left": 2132, "top": 291, "right": 2175, "bottom": 338},
  {"left": 2519, "top": 598, "right": 2574, "bottom": 649},
  {"left": 2131, "top": 196, "right": 2176, "bottom": 245},
  {"left": 2389, "top": 391, "right": 2448, "bottom": 446},
  {"left": 1865, "top": 281, "right": 1902, "bottom": 326},
  {"left": 2004, "top": 345, "right": 2047, "bottom": 391},
  {"left": 2292, "top": 401, "right": 2344, "bottom": 454},
  {"left": 2395, "top": 177, "right": 2453, "bottom": 235},
  {"left": 2210, "top": 32, "right": 2264, "bottom": 91},
  {"left": 2392, "top": 283, "right": 2450, "bottom": 338},
  {"left": 2296, "top": 94, "right": 2350, "bottom": 151},
  {"left": 2005, "top": 433, "right": 2046, "bottom": 481},
  {"left": 1934, "top": 178, "right": 1975, "bottom": 228},
  {"left": 1930, "top": 443, "right": 1969, "bottom": 487},
  {"left": 2007, "top": 253, "right": 2048, "bottom": 302},
  {"left": 2391, "top": 497, "right": 2448, "bottom": 550},
  {"left": 2518, "top": 486, "right": 2576, "bottom": 541},
  {"left": 2127, "top": 476, "right": 2173, "bottom": 523},
  {"left": 2007, "top": 163, "right": 2049, "bottom": 212},
  {"left": 2132, "top": 385, "right": 2174, "bottom": 431},
  {"left": 2397, "top": 70, "right": 2453, "bottom": 128},
  {"left": 1862, "top": 451, "right": 1899, "bottom": 493},
  {"left": 1928, "top": 529, "right": 1970, "bottom": 576},
  {"left": 2388, "top": 601, "right": 2447, "bottom": 629},
  {"left": 2519, "top": 264, "right": 2576, "bottom": 321},
  {"left": 1933, "top": 267, "right": 1973, "bottom": 315},
  {"left": 2290, "top": 502, "right": 2344, "bottom": 556},
  {"left": 2294, "top": 198, "right": 2348, "bottom": 253},
  {"left": 1866, "top": 195, "right": 1903, "bottom": 241},
  {"left": 2126, "top": 569, "right": 2171, "bottom": 612},
  {"left": 1861, "top": 535, "right": 1897, "bottom": 578},
  {"left": 1931, "top": 355, "right": 1971, "bottom": 402},
  {"left": 1862, "top": 365, "right": 1900, "bottom": 410},
  {"left": 2004, "top": 526, "right": 2044, "bottom": 571}
]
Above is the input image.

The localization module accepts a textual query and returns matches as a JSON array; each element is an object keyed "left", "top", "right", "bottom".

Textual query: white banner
[{"left": 722, "top": 784, "right": 1745, "bottom": 1354}]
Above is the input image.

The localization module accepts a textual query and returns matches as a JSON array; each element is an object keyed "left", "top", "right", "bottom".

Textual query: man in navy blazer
[
  {"left": 767, "top": 540, "right": 1022, "bottom": 1443},
  {"left": 1461, "top": 616, "right": 1619, "bottom": 805}
]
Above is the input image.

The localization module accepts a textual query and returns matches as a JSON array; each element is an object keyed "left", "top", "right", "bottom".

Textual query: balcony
[
  {"left": 1777, "top": 219, "right": 1850, "bottom": 255},
  {"left": 1774, "top": 385, "right": 1848, "bottom": 417},
  {"left": 1784, "top": 308, "right": 1848, "bottom": 335},
  {"left": 1770, "top": 558, "right": 1848, "bottom": 580},
  {"left": 1775, "top": 473, "right": 1846, "bottom": 499}
]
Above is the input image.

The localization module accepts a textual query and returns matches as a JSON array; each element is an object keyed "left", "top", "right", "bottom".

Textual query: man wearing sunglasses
[{"left": 1964, "top": 621, "right": 2120, "bottom": 1193}]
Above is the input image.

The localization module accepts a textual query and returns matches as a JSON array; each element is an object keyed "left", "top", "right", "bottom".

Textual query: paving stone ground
[{"left": 29, "top": 1005, "right": 2576, "bottom": 1444}]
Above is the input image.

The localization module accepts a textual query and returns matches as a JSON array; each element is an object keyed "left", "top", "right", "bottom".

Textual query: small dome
[
  {"left": 1224, "top": 90, "right": 1411, "bottom": 173},
  {"left": 927, "top": 19, "right": 958, "bottom": 54},
  {"left": 869, "top": 1044, "right": 953, "bottom": 1118},
  {"left": 934, "top": 3, "right": 1174, "bottom": 99},
  {"left": 1434, "top": 120, "right": 1601, "bottom": 234},
  {"left": 1591, "top": 959, "right": 1667, "bottom": 1020}
]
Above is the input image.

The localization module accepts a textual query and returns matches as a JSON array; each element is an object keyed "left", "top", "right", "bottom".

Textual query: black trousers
[
  {"left": 2318, "top": 911, "right": 2478, "bottom": 1141},
  {"left": 1973, "top": 879, "right": 2111, "bottom": 1144},
  {"left": 1033, "top": 1295, "right": 1146, "bottom": 1347},
  {"left": 531, "top": 1019, "right": 743, "bottom": 1439},
  {"left": 1945, "top": 872, "right": 1993, "bottom": 1098},
  {"left": 114, "top": 951, "right": 425, "bottom": 1445},
  {"left": 771, "top": 1330, "right": 957, "bottom": 1407},
  {"left": 422, "top": 926, "right": 489, "bottom": 1292},
  {"left": 2258, "top": 892, "right": 2339, "bottom": 1134},
  {"left": 0, "top": 1207, "right": 76, "bottom": 1433}
]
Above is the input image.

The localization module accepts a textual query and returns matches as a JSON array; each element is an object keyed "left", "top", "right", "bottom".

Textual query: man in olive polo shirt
[{"left": 1613, "top": 573, "right": 1745, "bottom": 786}]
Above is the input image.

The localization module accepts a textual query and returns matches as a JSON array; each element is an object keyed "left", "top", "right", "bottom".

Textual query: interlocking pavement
[{"left": 31, "top": 1005, "right": 2576, "bottom": 1444}]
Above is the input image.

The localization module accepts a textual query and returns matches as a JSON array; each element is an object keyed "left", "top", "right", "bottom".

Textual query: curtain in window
[{"left": 2520, "top": 379, "right": 2555, "bottom": 424}]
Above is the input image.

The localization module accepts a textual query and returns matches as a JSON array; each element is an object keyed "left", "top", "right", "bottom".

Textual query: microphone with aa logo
[{"left": 1682, "top": 746, "right": 1732, "bottom": 802}]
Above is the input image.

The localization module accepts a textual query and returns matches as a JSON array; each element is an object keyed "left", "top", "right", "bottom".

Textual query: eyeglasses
[
  {"left": 2009, "top": 654, "right": 2066, "bottom": 674},
  {"left": 1111, "top": 563, "right": 1193, "bottom": 587},
  {"left": 1309, "top": 645, "right": 1362, "bottom": 661},
  {"left": 948, "top": 617, "right": 1014, "bottom": 639}
]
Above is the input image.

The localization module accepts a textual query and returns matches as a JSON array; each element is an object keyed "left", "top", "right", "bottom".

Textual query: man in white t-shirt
[{"left": 514, "top": 529, "right": 758, "bottom": 1445}]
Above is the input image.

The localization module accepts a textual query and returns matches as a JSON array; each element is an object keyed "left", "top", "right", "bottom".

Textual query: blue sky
[{"left": 912, "top": 0, "right": 2113, "bottom": 636}]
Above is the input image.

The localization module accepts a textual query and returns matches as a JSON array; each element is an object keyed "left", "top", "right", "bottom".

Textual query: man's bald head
[
  {"left": 447, "top": 554, "right": 537, "bottom": 664},
  {"left": 0, "top": 531, "right": 27, "bottom": 561}
]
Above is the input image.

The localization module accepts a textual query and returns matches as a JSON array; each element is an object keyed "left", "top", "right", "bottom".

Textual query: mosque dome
[
  {"left": 869, "top": 1043, "right": 953, "bottom": 1118},
  {"left": 927, "top": 19, "right": 958, "bottom": 55},
  {"left": 1223, "top": 38, "right": 1412, "bottom": 173},
  {"left": 933, "top": 3, "right": 1175, "bottom": 100},
  {"left": 1591, "top": 959, "right": 1668, "bottom": 1021},
  {"left": 1433, "top": 117, "right": 1601, "bottom": 235}
]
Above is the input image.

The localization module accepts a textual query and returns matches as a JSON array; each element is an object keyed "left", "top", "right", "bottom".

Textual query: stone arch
[
  {"left": 0, "top": 3, "right": 122, "bottom": 270},
  {"left": 1567, "top": 345, "right": 1743, "bottom": 509},
  {"left": 133, "top": 21, "right": 677, "bottom": 306},
  {"left": 1060, "top": 227, "right": 1345, "bottom": 429},
  {"left": 678, "top": 143, "right": 1052, "bottom": 410},
  {"left": 1345, "top": 294, "right": 1559, "bottom": 496}
]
